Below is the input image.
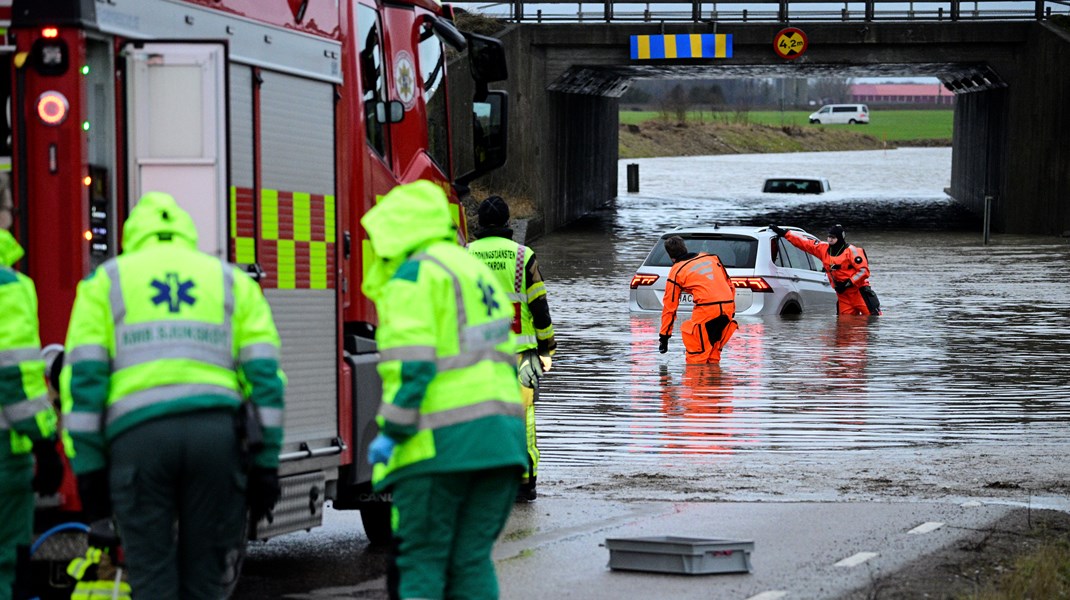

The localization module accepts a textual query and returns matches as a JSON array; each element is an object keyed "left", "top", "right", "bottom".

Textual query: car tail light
[
  {"left": 630, "top": 273, "right": 659, "bottom": 289},
  {"left": 732, "top": 277, "right": 773, "bottom": 292}
]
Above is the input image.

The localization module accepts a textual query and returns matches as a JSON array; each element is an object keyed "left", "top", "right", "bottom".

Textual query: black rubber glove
[
  {"left": 834, "top": 280, "right": 852, "bottom": 294},
  {"left": 769, "top": 225, "right": 788, "bottom": 237},
  {"left": 658, "top": 335, "right": 670, "bottom": 354},
  {"left": 32, "top": 440, "right": 64, "bottom": 495},
  {"left": 77, "top": 468, "right": 111, "bottom": 522},
  {"left": 248, "top": 467, "right": 281, "bottom": 524}
]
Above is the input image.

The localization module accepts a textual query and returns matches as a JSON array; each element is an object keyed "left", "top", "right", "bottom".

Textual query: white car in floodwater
[{"left": 628, "top": 225, "right": 838, "bottom": 316}]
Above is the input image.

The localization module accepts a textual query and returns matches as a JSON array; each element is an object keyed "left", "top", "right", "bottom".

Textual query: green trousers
[
  {"left": 0, "top": 455, "right": 32, "bottom": 600},
  {"left": 108, "top": 410, "right": 246, "bottom": 600},
  {"left": 391, "top": 467, "right": 519, "bottom": 600}
]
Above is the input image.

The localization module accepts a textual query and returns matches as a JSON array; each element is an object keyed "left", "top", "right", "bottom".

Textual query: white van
[{"left": 808, "top": 104, "right": 869, "bottom": 125}]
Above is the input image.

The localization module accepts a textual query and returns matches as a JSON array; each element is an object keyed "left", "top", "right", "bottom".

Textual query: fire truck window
[
  {"left": 419, "top": 22, "right": 449, "bottom": 173},
  {"left": 357, "top": 5, "right": 387, "bottom": 159}
]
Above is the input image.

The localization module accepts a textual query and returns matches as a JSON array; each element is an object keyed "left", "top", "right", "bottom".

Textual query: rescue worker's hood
[
  {"left": 121, "top": 191, "right": 199, "bottom": 252},
  {"left": 360, "top": 180, "right": 456, "bottom": 301},
  {"left": 0, "top": 229, "right": 25, "bottom": 267}
]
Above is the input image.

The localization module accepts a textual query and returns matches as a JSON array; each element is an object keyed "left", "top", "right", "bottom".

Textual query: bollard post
[
  {"left": 627, "top": 163, "right": 640, "bottom": 193},
  {"left": 983, "top": 195, "right": 992, "bottom": 245}
]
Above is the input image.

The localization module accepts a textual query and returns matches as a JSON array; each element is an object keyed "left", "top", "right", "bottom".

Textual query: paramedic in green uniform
[
  {"left": 0, "top": 195, "right": 63, "bottom": 600},
  {"left": 362, "top": 181, "right": 527, "bottom": 600},
  {"left": 62, "top": 192, "right": 285, "bottom": 600}
]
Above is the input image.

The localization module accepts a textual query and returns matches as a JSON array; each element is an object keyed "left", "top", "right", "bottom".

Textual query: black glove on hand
[
  {"left": 248, "top": 467, "right": 281, "bottom": 524},
  {"left": 834, "top": 280, "right": 852, "bottom": 294},
  {"left": 658, "top": 335, "right": 670, "bottom": 354},
  {"left": 32, "top": 440, "right": 64, "bottom": 495},
  {"left": 769, "top": 225, "right": 788, "bottom": 237},
  {"left": 77, "top": 468, "right": 111, "bottom": 522}
]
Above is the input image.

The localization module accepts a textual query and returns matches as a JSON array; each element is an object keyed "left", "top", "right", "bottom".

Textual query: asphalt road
[{"left": 238, "top": 495, "right": 1020, "bottom": 599}]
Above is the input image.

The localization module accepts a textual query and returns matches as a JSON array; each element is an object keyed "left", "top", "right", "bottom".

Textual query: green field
[{"left": 619, "top": 109, "right": 953, "bottom": 142}]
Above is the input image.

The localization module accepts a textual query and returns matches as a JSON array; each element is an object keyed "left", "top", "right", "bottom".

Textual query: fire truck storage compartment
[
  {"left": 256, "top": 68, "right": 339, "bottom": 454},
  {"left": 124, "top": 43, "right": 228, "bottom": 258}
]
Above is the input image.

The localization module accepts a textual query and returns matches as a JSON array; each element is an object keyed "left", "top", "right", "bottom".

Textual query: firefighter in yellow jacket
[
  {"left": 0, "top": 198, "right": 63, "bottom": 600},
  {"left": 61, "top": 192, "right": 285, "bottom": 600},
  {"left": 362, "top": 181, "right": 527, "bottom": 600},
  {"left": 468, "top": 195, "right": 556, "bottom": 501}
]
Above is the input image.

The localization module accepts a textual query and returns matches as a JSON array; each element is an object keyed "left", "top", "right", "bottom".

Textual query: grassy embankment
[{"left": 618, "top": 109, "right": 953, "bottom": 159}]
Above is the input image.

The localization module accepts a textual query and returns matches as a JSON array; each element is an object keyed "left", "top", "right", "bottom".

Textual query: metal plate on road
[{"left": 774, "top": 28, "right": 808, "bottom": 60}]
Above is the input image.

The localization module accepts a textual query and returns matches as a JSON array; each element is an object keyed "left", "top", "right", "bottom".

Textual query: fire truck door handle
[
  {"left": 244, "top": 263, "right": 266, "bottom": 281},
  {"left": 343, "top": 231, "right": 351, "bottom": 259}
]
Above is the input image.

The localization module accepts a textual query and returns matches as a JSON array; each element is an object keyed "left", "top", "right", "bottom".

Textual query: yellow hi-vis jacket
[
  {"left": 0, "top": 230, "right": 55, "bottom": 459},
  {"left": 361, "top": 181, "right": 527, "bottom": 490},
  {"left": 61, "top": 192, "right": 286, "bottom": 473},
  {"left": 467, "top": 235, "right": 556, "bottom": 355}
]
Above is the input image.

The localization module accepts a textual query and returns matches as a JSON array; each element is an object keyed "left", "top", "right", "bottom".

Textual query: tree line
[{"left": 621, "top": 77, "right": 852, "bottom": 121}]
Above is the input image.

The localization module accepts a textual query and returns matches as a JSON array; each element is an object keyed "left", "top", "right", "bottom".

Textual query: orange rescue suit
[
  {"left": 660, "top": 253, "right": 738, "bottom": 364},
  {"left": 784, "top": 231, "right": 877, "bottom": 316}
]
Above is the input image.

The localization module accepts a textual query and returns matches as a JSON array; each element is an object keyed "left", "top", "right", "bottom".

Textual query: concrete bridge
[{"left": 462, "top": 17, "right": 1070, "bottom": 236}]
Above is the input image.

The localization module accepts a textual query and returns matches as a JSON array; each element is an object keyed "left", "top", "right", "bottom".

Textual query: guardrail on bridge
[{"left": 458, "top": 0, "right": 1070, "bottom": 23}]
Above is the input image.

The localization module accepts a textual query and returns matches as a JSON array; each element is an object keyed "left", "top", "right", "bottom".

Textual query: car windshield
[
  {"left": 644, "top": 235, "right": 758, "bottom": 269},
  {"left": 763, "top": 179, "right": 823, "bottom": 194}
]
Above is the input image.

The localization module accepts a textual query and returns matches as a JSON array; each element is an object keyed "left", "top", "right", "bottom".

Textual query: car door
[{"left": 777, "top": 237, "right": 834, "bottom": 310}]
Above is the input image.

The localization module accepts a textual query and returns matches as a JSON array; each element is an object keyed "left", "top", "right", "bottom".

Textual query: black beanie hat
[
  {"left": 828, "top": 224, "right": 846, "bottom": 242},
  {"left": 478, "top": 196, "right": 510, "bottom": 228}
]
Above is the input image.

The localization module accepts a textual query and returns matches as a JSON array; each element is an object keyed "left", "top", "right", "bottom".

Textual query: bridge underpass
[{"left": 468, "top": 20, "right": 1070, "bottom": 236}]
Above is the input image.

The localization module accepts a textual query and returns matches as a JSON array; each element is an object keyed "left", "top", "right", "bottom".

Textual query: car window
[
  {"left": 644, "top": 235, "right": 757, "bottom": 269},
  {"left": 779, "top": 239, "right": 814, "bottom": 271}
]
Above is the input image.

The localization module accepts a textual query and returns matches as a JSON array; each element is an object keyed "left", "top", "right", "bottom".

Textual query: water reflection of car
[
  {"left": 628, "top": 225, "right": 838, "bottom": 316},
  {"left": 762, "top": 177, "right": 831, "bottom": 194}
]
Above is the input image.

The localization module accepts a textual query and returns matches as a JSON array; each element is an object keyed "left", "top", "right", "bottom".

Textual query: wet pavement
[{"left": 233, "top": 148, "right": 1070, "bottom": 598}]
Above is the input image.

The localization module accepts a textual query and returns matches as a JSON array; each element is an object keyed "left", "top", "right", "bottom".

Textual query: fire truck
[{"left": 3, "top": 0, "right": 508, "bottom": 544}]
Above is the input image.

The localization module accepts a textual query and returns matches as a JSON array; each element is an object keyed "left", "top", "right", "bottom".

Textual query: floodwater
[{"left": 532, "top": 148, "right": 1070, "bottom": 467}]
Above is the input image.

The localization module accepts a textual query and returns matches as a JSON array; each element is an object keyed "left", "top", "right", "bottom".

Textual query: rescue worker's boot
[{"left": 516, "top": 476, "right": 537, "bottom": 503}]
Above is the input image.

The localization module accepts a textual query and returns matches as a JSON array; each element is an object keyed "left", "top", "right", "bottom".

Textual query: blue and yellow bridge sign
[{"left": 630, "top": 34, "right": 733, "bottom": 60}]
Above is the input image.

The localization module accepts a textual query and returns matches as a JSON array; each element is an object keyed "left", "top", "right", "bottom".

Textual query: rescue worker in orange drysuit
[
  {"left": 770, "top": 224, "right": 881, "bottom": 316},
  {"left": 658, "top": 236, "right": 738, "bottom": 364}
]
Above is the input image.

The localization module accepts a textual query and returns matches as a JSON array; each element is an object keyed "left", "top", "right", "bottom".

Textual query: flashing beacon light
[
  {"left": 83, "top": 230, "right": 93, "bottom": 241},
  {"left": 83, "top": 176, "right": 92, "bottom": 187},
  {"left": 42, "top": 27, "right": 59, "bottom": 39},
  {"left": 36, "top": 91, "right": 69, "bottom": 126}
]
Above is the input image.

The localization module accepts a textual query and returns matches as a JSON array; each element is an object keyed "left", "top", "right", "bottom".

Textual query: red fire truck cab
[{"left": 4, "top": 0, "right": 508, "bottom": 543}]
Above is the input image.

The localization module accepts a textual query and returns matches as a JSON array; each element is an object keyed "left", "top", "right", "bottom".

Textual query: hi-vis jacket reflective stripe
[
  {"left": 62, "top": 192, "right": 285, "bottom": 473},
  {"left": 783, "top": 231, "right": 871, "bottom": 291},
  {"left": 360, "top": 181, "right": 527, "bottom": 491},
  {"left": 0, "top": 230, "right": 56, "bottom": 457},
  {"left": 468, "top": 235, "right": 555, "bottom": 354},
  {"left": 660, "top": 253, "right": 736, "bottom": 337}
]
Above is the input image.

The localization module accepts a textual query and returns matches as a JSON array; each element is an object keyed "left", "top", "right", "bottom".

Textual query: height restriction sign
[{"left": 774, "top": 28, "right": 808, "bottom": 60}]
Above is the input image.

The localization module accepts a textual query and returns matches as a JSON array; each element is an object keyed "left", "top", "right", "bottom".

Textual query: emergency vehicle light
[
  {"left": 731, "top": 277, "right": 773, "bottom": 292},
  {"left": 42, "top": 28, "right": 59, "bottom": 39},
  {"left": 36, "top": 91, "right": 69, "bottom": 126},
  {"left": 630, "top": 273, "right": 659, "bottom": 289},
  {"left": 83, "top": 230, "right": 93, "bottom": 241},
  {"left": 83, "top": 176, "right": 92, "bottom": 187}
]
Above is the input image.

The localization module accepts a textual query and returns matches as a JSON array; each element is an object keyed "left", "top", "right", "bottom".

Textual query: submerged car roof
[{"left": 661, "top": 225, "right": 772, "bottom": 237}]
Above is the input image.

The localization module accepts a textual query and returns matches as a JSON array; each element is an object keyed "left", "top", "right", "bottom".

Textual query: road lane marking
[
  {"left": 834, "top": 552, "right": 879, "bottom": 567},
  {"left": 908, "top": 521, "right": 945, "bottom": 534},
  {"left": 960, "top": 500, "right": 983, "bottom": 507},
  {"left": 745, "top": 592, "right": 788, "bottom": 600}
]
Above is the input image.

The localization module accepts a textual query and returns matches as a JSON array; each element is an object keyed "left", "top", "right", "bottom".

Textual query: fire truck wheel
[{"left": 360, "top": 502, "right": 393, "bottom": 547}]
